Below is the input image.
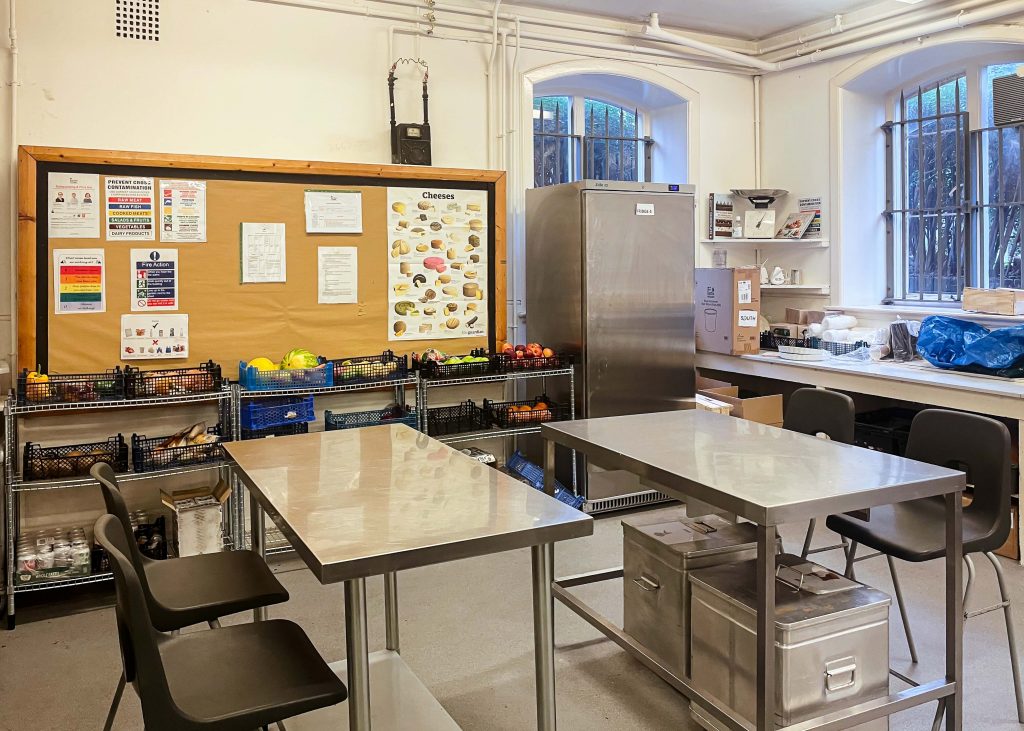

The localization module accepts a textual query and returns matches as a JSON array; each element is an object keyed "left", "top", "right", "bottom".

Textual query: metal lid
[{"left": 623, "top": 512, "right": 759, "bottom": 560}]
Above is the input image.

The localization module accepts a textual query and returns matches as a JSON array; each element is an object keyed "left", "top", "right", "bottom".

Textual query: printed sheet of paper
[
  {"left": 120, "top": 314, "right": 188, "bottom": 360},
  {"left": 241, "top": 222, "right": 287, "bottom": 283},
  {"left": 160, "top": 180, "right": 207, "bottom": 243},
  {"left": 48, "top": 173, "right": 100, "bottom": 238},
  {"left": 105, "top": 176, "right": 155, "bottom": 240},
  {"left": 318, "top": 247, "right": 358, "bottom": 304},
  {"left": 131, "top": 248, "right": 178, "bottom": 311},
  {"left": 53, "top": 249, "right": 105, "bottom": 314},
  {"left": 305, "top": 190, "right": 363, "bottom": 234}
]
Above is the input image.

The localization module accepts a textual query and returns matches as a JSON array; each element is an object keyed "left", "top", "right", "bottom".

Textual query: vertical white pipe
[
  {"left": 8, "top": 0, "right": 18, "bottom": 367},
  {"left": 498, "top": 30, "right": 507, "bottom": 170},
  {"left": 485, "top": 0, "right": 502, "bottom": 167},
  {"left": 753, "top": 75, "right": 761, "bottom": 187}
]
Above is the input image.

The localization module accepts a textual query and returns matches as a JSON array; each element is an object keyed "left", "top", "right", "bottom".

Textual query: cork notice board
[{"left": 18, "top": 147, "right": 506, "bottom": 372}]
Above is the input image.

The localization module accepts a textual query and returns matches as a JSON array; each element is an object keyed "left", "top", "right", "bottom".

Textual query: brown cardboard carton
[
  {"left": 962, "top": 287, "right": 1024, "bottom": 316},
  {"left": 785, "top": 308, "right": 826, "bottom": 325},
  {"left": 769, "top": 323, "right": 803, "bottom": 339},
  {"left": 695, "top": 267, "right": 761, "bottom": 355},
  {"left": 697, "top": 386, "right": 784, "bottom": 427}
]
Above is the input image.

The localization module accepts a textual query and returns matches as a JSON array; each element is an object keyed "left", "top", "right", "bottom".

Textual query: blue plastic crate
[
  {"left": 324, "top": 406, "right": 418, "bottom": 431},
  {"left": 238, "top": 361, "right": 333, "bottom": 391},
  {"left": 506, "top": 450, "right": 584, "bottom": 510},
  {"left": 241, "top": 396, "right": 316, "bottom": 431}
]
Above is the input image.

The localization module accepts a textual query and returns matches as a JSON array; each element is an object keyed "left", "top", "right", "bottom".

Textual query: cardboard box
[
  {"left": 769, "top": 323, "right": 803, "bottom": 339},
  {"left": 698, "top": 386, "right": 784, "bottom": 427},
  {"left": 695, "top": 267, "right": 761, "bottom": 355},
  {"left": 695, "top": 393, "right": 734, "bottom": 415},
  {"left": 161, "top": 480, "right": 230, "bottom": 557},
  {"left": 963, "top": 494, "right": 1019, "bottom": 561},
  {"left": 962, "top": 287, "right": 1024, "bottom": 316},
  {"left": 785, "top": 308, "right": 826, "bottom": 325}
]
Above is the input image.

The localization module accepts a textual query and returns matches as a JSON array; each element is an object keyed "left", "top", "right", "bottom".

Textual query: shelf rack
[
  {"left": 3, "top": 386, "right": 234, "bottom": 629},
  {"left": 700, "top": 238, "right": 829, "bottom": 248}
]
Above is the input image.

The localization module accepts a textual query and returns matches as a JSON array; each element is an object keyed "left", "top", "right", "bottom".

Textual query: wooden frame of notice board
[{"left": 17, "top": 146, "right": 506, "bottom": 372}]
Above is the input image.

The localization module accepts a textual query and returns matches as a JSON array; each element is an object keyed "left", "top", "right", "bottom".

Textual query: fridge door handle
[{"left": 824, "top": 657, "right": 857, "bottom": 692}]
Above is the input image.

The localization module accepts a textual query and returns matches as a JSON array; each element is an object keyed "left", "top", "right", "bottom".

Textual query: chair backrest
[
  {"left": 783, "top": 387, "right": 856, "bottom": 443},
  {"left": 94, "top": 514, "right": 180, "bottom": 731},
  {"left": 91, "top": 463, "right": 152, "bottom": 586},
  {"left": 905, "top": 408, "right": 1011, "bottom": 552}
]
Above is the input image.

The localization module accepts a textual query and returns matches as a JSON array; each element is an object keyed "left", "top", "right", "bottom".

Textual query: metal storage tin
[
  {"left": 622, "top": 511, "right": 761, "bottom": 676},
  {"left": 689, "top": 555, "right": 891, "bottom": 730}
]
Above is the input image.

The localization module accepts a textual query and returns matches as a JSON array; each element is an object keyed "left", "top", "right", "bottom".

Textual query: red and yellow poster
[{"left": 53, "top": 249, "right": 105, "bottom": 314}]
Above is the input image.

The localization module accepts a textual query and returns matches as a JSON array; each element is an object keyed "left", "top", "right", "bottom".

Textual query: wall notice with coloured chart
[
  {"left": 160, "top": 180, "right": 207, "bottom": 243},
  {"left": 105, "top": 176, "right": 155, "bottom": 240},
  {"left": 387, "top": 187, "right": 488, "bottom": 340},
  {"left": 53, "top": 249, "right": 105, "bottom": 314}
]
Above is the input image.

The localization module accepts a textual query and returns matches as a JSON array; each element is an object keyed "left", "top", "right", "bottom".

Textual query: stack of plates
[{"left": 778, "top": 345, "right": 829, "bottom": 362}]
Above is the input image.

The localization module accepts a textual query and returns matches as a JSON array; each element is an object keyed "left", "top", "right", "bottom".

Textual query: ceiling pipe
[{"left": 643, "top": 12, "right": 778, "bottom": 71}]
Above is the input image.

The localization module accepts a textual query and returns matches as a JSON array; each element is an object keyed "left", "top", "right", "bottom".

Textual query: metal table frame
[{"left": 539, "top": 416, "right": 965, "bottom": 731}]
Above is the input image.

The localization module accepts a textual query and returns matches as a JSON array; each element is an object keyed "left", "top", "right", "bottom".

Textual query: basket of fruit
[
  {"left": 238, "top": 349, "right": 333, "bottom": 391},
  {"left": 494, "top": 343, "right": 572, "bottom": 372},
  {"left": 417, "top": 348, "right": 494, "bottom": 379},
  {"left": 132, "top": 422, "right": 226, "bottom": 473},
  {"left": 241, "top": 422, "right": 310, "bottom": 441},
  {"left": 425, "top": 400, "right": 488, "bottom": 436},
  {"left": 240, "top": 396, "right": 316, "bottom": 431},
  {"left": 23, "top": 435, "right": 129, "bottom": 481},
  {"left": 125, "top": 361, "right": 223, "bottom": 398},
  {"left": 17, "top": 368, "right": 126, "bottom": 406},
  {"left": 325, "top": 404, "right": 418, "bottom": 431},
  {"left": 329, "top": 351, "right": 409, "bottom": 385},
  {"left": 484, "top": 396, "right": 569, "bottom": 429}
]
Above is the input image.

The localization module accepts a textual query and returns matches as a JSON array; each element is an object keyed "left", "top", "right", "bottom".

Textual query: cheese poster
[{"left": 105, "top": 176, "right": 156, "bottom": 240}]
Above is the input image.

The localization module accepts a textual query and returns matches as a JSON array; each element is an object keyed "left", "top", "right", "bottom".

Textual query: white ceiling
[{"left": 512, "top": 0, "right": 943, "bottom": 41}]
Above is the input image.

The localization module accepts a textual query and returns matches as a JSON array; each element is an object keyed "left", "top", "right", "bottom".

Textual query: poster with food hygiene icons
[{"left": 387, "top": 187, "right": 487, "bottom": 341}]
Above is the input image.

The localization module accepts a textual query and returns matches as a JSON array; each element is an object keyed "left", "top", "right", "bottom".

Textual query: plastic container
[
  {"left": 240, "top": 396, "right": 315, "bottom": 431},
  {"left": 493, "top": 352, "right": 573, "bottom": 373},
  {"left": 23, "top": 435, "right": 129, "bottom": 481},
  {"left": 131, "top": 426, "right": 226, "bottom": 473},
  {"left": 425, "top": 400, "right": 487, "bottom": 436},
  {"left": 505, "top": 450, "right": 584, "bottom": 510},
  {"left": 328, "top": 351, "right": 409, "bottom": 385},
  {"left": 854, "top": 408, "right": 917, "bottom": 456},
  {"left": 238, "top": 361, "right": 333, "bottom": 391},
  {"left": 125, "top": 361, "right": 222, "bottom": 398},
  {"left": 17, "top": 368, "right": 125, "bottom": 405},
  {"left": 418, "top": 349, "right": 494, "bottom": 380},
  {"left": 483, "top": 396, "right": 569, "bottom": 428},
  {"left": 241, "top": 422, "right": 310, "bottom": 441},
  {"left": 325, "top": 405, "right": 418, "bottom": 431}
]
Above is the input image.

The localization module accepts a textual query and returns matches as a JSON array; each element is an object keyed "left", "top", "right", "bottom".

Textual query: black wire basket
[
  {"left": 131, "top": 425, "right": 227, "bottom": 473},
  {"left": 241, "top": 422, "right": 310, "bottom": 441},
  {"left": 17, "top": 368, "right": 126, "bottom": 406},
  {"left": 418, "top": 349, "right": 494, "bottom": 380},
  {"left": 493, "top": 352, "right": 574, "bottom": 373},
  {"left": 327, "top": 351, "right": 410, "bottom": 385},
  {"left": 425, "top": 400, "right": 487, "bottom": 436},
  {"left": 124, "top": 361, "right": 223, "bottom": 399},
  {"left": 483, "top": 396, "right": 570, "bottom": 428},
  {"left": 23, "top": 435, "right": 128, "bottom": 481}
]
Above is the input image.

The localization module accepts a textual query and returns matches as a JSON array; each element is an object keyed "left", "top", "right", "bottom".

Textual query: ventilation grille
[
  {"left": 993, "top": 73, "right": 1024, "bottom": 126},
  {"left": 583, "top": 489, "right": 674, "bottom": 514},
  {"left": 115, "top": 0, "right": 160, "bottom": 42}
]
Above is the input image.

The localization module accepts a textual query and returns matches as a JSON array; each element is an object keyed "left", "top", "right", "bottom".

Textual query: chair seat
[
  {"left": 159, "top": 619, "right": 347, "bottom": 730},
  {"left": 825, "top": 496, "right": 1001, "bottom": 562},
  {"left": 144, "top": 550, "right": 288, "bottom": 631}
]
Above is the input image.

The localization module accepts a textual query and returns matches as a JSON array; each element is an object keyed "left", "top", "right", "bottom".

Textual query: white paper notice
[
  {"left": 304, "top": 190, "right": 363, "bottom": 233},
  {"left": 738, "top": 310, "right": 758, "bottom": 327},
  {"left": 131, "top": 248, "right": 178, "bottom": 311},
  {"left": 160, "top": 180, "right": 207, "bottom": 243},
  {"left": 318, "top": 247, "right": 358, "bottom": 304},
  {"left": 53, "top": 249, "right": 105, "bottom": 314},
  {"left": 738, "top": 280, "right": 752, "bottom": 304},
  {"left": 48, "top": 173, "right": 100, "bottom": 238},
  {"left": 120, "top": 314, "right": 188, "bottom": 360},
  {"left": 105, "top": 176, "right": 156, "bottom": 240},
  {"left": 241, "top": 223, "right": 287, "bottom": 283}
]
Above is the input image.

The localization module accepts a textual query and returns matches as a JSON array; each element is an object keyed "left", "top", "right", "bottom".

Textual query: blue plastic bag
[{"left": 917, "top": 315, "right": 1024, "bottom": 376}]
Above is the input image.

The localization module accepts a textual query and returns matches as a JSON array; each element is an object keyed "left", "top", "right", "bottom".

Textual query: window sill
[{"left": 827, "top": 303, "right": 1024, "bottom": 327}]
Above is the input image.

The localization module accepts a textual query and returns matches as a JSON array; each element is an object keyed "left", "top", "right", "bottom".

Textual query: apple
[
  {"left": 542, "top": 347, "right": 555, "bottom": 358},
  {"left": 514, "top": 344, "right": 526, "bottom": 352},
  {"left": 515, "top": 350, "right": 525, "bottom": 359},
  {"left": 526, "top": 344, "right": 543, "bottom": 358},
  {"left": 501, "top": 342, "right": 515, "bottom": 356}
]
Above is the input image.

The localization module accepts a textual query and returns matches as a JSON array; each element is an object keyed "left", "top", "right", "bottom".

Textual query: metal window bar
[{"left": 974, "top": 123, "right": 1024, "bottom": 290}]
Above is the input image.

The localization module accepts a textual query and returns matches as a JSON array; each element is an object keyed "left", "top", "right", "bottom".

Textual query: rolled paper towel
[
  {"left": 822, "top": 329, "right": 847, "bottom": 342},
  {"left": 821, "top": 314, "right": 858, "bottom": 331},
  {"left": 869, "top": 344, "right": 891, "bottom": 361},
  {"left": 806, "top": 322, "right": 824, "bottom": 338}
]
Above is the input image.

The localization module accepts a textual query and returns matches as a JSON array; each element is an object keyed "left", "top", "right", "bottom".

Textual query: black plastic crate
[
  {"left": 325, "top": 405, "right": 418, "bottom": 431},
  {"left": 328, "top": 351, "right": 409, "bottom": 385},
  {"left": 131, "top": 425, "right": 227, "bottom": 473},
  {"left": 241, "top": 422, "right": 310, "bottom": 441},
  {"left": 854, "top": 408, "right": 918, "bottom": 456},
  {"left": 425, "top": 400, "right": 487, "bottom": 436},
  {"left": 125, "top": 361, "right": 223, "bottom": 398},
  {"left": 418, "top": 349, "right": 494, "bottom": 380},
  {"left": 17, "top": 368, "right": 125, "bottom": 405},
  {"left": 483, "top": 396, "right": 570, "bottom": 428},
  {"left": 23, "top": 435, "right": 128, "bottom": 481},
  {"left": 759, "top": 332, "right": 812, "bottom": 351},
  {"left": 493, "top": 352, "right": 574, "bottom": 373}
]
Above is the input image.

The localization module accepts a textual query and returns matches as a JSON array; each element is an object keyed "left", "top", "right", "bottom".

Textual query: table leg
[
  {"left": 756, "top": 524, "right": 777, "bottom": 731},
  {"left": 532, "top": 543, "right": 556, "bottom": 731},
  {"left": 345, "top": 578, "right": 372, "bottom": 731},
  {"left": 543, "top": 438, "right": 556, "bottom": 498},
  {"left": 384, "top": 571, "right": 400, "bottom": 653},
  {"left": 249, "top": 491, "right": 267, "bottom": 623},
  {"left": 945, "top": 492, "right": 963, "bottom": 731},
  {"left": 1017, "top": 420, "right": 1023, "bottom": 567}
]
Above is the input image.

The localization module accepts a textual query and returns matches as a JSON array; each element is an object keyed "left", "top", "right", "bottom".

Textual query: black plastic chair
[
  {"left": 826, "top": 409, "right": 1024, "bottom": 724},
  {"left": 782, "top": 388, "right": 856, "bottom": 558},
  {"left": 94, "top": 514, "right": 347, "bottom": 730},
  {"left": 92, "top": 463, "right": 290, "bottom": 729}
]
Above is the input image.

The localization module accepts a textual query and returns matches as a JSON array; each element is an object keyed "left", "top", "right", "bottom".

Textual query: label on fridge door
[
  {"left": 738, "top": 279, "right": 752, "bottom": 304},
  {"left": 635, "top": 203, "right": 655, "bottom": 216},
  {"left": 738, "top": 309, "right": 758, "bottom": 327}
]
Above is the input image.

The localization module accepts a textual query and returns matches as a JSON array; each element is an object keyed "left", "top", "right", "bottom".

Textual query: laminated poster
[
  {"left": 386, "top": 187, "right": 488, "bottom": 341},
  {"left": 121, "top": 313, "right": 188, "bottom": 360},
  {"left": 160, "top": 179, "right": 207, "bottom": 243},
  {"left": 305, "top": 190, "right": 362, "bottom": 234},
  {"left": 240, "top": 222, "right": 287, "bottom": 283},
  {"left": 53, "top": 249, "right": 105, "bottom": 314},
  {"left": 106, "top": 176, "right": 156, "bottom": 240},
  {"left": 131, "top": 248, "right": 178, "bottom": 311},
  {"left": 318, "top": 247, "right": 358, "bottom": 304},
  {"left": 48, "top": 172, "right": 100, "bottom": 238}
]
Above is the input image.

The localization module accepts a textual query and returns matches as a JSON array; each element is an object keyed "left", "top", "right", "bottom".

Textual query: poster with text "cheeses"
[
  {"left": 131, "top": 249, "right": 178, "bottom": 311},
  {"left": 54, "top": 249, "right": 105, "bottom": 314},
  {"left": 105, "top": 176, "right": 155, "bottom": 240},
  {"left": 160, "top": 179, "right": 207, "bottom": 243}
]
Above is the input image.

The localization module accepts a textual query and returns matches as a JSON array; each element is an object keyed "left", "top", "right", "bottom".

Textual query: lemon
[{"left": 247, "top": 357, "right": 278, "bottom": 372}]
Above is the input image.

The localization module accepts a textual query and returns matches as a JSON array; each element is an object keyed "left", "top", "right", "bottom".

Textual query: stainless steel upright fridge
[{"left": 525, "top": 180, "right": 696, "bottom": 513}]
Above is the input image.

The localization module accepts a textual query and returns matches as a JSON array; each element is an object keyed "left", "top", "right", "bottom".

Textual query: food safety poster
[
  {"left": 53, "top": 249, "right": 105, "bottom": 314},
  {"left": 121, "top": 314, "right": 188, "bottom": 359},
  {"left": 160, "top": 179, "right": 207, "bottom": 243},
  {"left": 131, "top": 248, "right": 178, "bottom": 311},
  {"left": 105, "top": 176, "right": 156, "bottom": 240},
  {"left": 386, "top": 187, "right": 488, "bottom": 341},
  {"left": 48, "top": 172, "right": 100, "bottom": 238}
]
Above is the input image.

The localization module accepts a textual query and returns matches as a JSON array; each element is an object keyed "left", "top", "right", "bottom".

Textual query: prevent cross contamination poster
[{"left": 105, "top": 176, "right": 155, "bottom": 240}]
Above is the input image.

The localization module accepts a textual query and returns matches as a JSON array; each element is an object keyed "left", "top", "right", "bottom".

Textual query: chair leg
[
  {"left": 962, "top": 554, "right": 977, "bottom": 614},
  {"left": 103, "top": 672, "right": 126, "bottom": 731},
  {"left": 886, "top": 556, "right": 919, "bottom": 664},
  {"left": 844, "top": 541, "right": 858, "bottom": 579},
  {"left": 930, "top": 698, "right": 945, "bottom": 731},
  {"left": 984, "top": 551, "right": 1024, "bottom": 723},
  {"left": 800, "top": 518, "right": 816, "bottom": 559},
  {"left": 208, "top": 618, "right": 221, "bottom": 629}
]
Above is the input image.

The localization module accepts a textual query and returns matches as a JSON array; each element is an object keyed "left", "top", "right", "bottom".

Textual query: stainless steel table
[
  {"left": 226, "top": 424, "right": 593, "bottom": 730},
  {"left": 541, "top": 410, "right": 966, "bottom": 731}
]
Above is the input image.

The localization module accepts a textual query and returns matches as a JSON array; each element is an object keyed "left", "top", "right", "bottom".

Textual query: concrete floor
[{"left": 2, "top": 506, "right": 1024, "bottom": 730}]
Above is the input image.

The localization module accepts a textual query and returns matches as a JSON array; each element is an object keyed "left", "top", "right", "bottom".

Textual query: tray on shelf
[
  {"left": 325, "top": 405, "right": 418, "bottom": 431},
  {"left": 483, "top": 395, "right": 569, "bottom": 428},
  {"left": 418, "top": 349, "right": 494, "bottom": 380},
  {"left": 241, "top": 421, "right": 310, "bottom": 441},
  {"left": 327, "top": 350, "right": 410, "bottom": 385},
  {"left": 131, "top": 426, "right": 226, "bottom": 473},
  {"left": 17, "top": 368, "right": 126, "bottom": 406},
  {"left": 505, "top": 450, "right": 584, "bottom": 510},
  {"left": 125, "top": 361, "right": 223, "bottom": 398},
  {"left": 238, "top": 361, "right": 334, "bottom": 391},
  {"left": 425, "top": 400, "right": 487, "bottom": 436},
  {"left": 240, "top": 396, "right": 315, "bottom": 431},
  {"left": 493, "top": 352, "right": 573, "bottom": 373},
  {"left": 23, "top": 435, "right": 129, "bottom": 481},
  {"left": 760, "top": 331, "right": 869, "bottom": 356}
]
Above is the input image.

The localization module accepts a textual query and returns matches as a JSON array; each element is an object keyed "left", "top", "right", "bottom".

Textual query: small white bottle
[{"left": 733, "top": 214, "right": 743, "bottom": 238}]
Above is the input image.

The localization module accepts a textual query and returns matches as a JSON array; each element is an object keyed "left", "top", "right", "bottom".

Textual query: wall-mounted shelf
[
  {"left": 761, "top": 285, "right": 830, "bottom": 295},
  {"left": 700, "top": 238, "right": 829, "bottom": 248}
]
